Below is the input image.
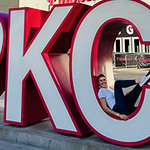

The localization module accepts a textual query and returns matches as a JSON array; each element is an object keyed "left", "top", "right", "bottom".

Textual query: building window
[
  {"left": 116, "top": 40, "right": 120, "bottom": 52},
  {"left": 145, "top": 45, "right": 150, "bottom": 53},
  {"left": 134, "top": 39, "right": 139, "bottom": 53},
  {"left": 125, "top": 39, "right": 129, "bottom": 52}
]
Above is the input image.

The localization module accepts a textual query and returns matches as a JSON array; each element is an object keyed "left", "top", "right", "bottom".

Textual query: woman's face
[{"left": 98, "top": 77, "right": 107, "bottom": 88}]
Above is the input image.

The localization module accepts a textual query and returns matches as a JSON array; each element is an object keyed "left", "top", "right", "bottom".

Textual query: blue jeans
[{"left": 113, "top": 80, "right": 142, "bottom": 115}]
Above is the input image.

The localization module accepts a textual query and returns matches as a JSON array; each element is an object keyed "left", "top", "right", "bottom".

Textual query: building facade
[
  {"left": 19, "top": 0, "right": 49, "bottom": 11},
  {"left": 114, "top": 25, "right": 150, "bottom": 54},
  {"left": 18, "top": 0, "right": 150, "bottom": 11},
  {"left": 0, "top": 0, "right": 149, "bottom": 13},
  {"left": 0, "top": 0, "right": 19, "bottom": 12}
]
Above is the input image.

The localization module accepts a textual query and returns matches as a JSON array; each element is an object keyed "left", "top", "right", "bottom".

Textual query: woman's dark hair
[{"left": 97, "top": 74, "right": 106, "bottom": 84}]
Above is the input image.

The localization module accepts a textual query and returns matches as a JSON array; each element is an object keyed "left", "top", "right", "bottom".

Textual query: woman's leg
[
  {"left": 113, "top": 80, "right": 137, "bottom": 115},
  {"left": 125, "top": 84, "right": 142, "bottom": 113},
  {"left": 113, "top": 72, "right": 150, "bottom": 114}
]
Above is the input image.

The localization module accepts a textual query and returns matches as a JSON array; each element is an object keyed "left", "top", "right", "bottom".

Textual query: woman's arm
[{"left": 100, "top": 98, "right": 128, "bottom": 120}]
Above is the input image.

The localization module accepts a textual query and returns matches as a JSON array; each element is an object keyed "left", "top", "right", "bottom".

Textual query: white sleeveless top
[{"left": 98, "top": 87, "right": 116, "bottom": 109}]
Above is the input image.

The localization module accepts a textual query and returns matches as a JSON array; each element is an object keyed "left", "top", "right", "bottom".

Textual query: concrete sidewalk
[
  {"left": 0, "top": 68, "right": 150, "bottom": 150},
  {"left": 0, "top": 139, "right": 43, "bottom": 150}
]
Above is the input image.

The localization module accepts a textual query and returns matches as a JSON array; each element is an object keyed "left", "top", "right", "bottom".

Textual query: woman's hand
[
  {"left": 135, "top": 78, "right": 141, "bottom": 84},
  {"left": 118, "top": 114, "right": 128, "bottom": 121}
]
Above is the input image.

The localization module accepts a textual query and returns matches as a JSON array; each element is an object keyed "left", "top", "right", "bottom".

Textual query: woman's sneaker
[
  {"left": 145, "top": 70, "right": 150, "bottom": 76},
  {"left": 139, "top": 75, "right": 150, "bottom": 87},
  {"left": 145, "top": 70, "right": 150, "bottom": 84}
]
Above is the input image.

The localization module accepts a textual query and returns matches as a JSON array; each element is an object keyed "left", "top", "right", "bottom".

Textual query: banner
[
  {"left": 114, "top": 53, "right": 150, "bottom": 68},
  {"left": 137, "top": 54, "right": 150, "bottom": 68},
  {"left": 114, "top": 53, "right": 137, "bottom": 67}
]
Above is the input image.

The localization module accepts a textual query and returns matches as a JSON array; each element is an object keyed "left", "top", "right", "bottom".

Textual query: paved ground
[
  {"left": 0, "top": 68, "right": 150, "bottom": 150},
  {"left": 0, "top": 140, "right": 43, "bottom": 150},
  {"left": 113, "top": 68, "right": 149, "bottom": 80}
]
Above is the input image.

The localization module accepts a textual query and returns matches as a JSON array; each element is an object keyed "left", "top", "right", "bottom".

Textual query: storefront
[{"left": 113, "top": 24, "right": 150, "bottom": 68}]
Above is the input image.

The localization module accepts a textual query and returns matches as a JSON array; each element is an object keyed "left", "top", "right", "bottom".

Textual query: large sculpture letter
[
  {"left": 71, "top": 0, "right": 150, "bottom": 146},
  {"left": 0, "top": 12, "right": 8, "bottom": 95},
  {"left": 5, "top": 4, "right": 90, "bottom": 135}
]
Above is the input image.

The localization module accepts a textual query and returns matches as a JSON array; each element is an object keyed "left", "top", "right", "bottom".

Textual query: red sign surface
[{"left": 0, "top": 0, "right": 150, "bottom": 146}]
